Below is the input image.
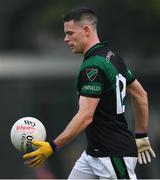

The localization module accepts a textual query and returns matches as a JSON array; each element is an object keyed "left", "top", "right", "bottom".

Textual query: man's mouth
[{"left": 69, "top": 45, "right": 74, "bottom": 49}]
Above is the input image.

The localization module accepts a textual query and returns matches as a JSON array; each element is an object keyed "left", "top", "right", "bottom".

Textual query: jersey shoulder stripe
[{"left": 80, "top": 56, "right": 118, "bottom": 85}]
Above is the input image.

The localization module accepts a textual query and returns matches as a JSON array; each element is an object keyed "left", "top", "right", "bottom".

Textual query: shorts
[{"left": 68, "top": 151, "right": 137, "bottom": 179}]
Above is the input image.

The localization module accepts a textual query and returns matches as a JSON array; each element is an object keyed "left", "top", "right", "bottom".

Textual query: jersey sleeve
[
  {"left": 125, "top": 67, "right": 136, "bottom": 85},
  {"left": 78, "top": 66, "right": 105, "bottom": 98},
  {"left": 117, "top": 56, "right": 136, "bottom": 86}
]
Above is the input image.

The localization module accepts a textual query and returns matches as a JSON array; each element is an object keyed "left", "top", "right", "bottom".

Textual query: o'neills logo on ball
[
  {"left": 26, "top": 135, "right": 34, "bottom": 152},
  {"left": 21, "top": 133, "right": 34, "bottom": 152}
]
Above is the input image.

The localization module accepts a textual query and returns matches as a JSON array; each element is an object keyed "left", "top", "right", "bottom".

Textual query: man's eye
[{"left": 67, "top": 32, "right": 73, "bottom": 35}]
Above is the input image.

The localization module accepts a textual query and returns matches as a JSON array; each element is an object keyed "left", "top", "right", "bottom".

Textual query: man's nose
[{"left": 64, "top": 35, "right": 69, "bottom": 43}]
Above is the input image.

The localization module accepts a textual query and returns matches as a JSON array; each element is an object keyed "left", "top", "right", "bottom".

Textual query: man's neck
[{"left": 83, "top": 34, "right": 100, "bottom": 54}]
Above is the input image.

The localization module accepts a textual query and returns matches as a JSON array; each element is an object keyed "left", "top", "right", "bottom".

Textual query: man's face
[{"left": 64, "top": 20, "right": 88, "bottom": 54}]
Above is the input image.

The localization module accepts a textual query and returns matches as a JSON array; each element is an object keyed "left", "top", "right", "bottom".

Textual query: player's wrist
[
  {"left": 135, "top": 133, "right": 148, "bottom": 139},
  {"left": 50, "top": 140, "right": 59, "bottom": 152}
]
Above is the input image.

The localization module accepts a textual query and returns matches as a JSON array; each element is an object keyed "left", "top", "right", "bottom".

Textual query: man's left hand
[{"left": 136, "top": 137, "right": 156, "bottom": 164}]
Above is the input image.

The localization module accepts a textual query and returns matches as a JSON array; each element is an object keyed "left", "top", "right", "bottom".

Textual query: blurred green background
[{"left": 0, "top": 0, "right": 160, "bottom": 178}]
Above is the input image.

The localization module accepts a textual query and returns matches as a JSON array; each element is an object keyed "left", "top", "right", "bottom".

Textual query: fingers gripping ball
[
  {"left": 23, "top": 140, "right": 54, "bottom": 168},
  {"left": 10, "top": 117, "right": 46, "bottom": 153}
]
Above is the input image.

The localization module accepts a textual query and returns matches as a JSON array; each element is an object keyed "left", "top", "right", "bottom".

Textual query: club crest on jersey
[{"left": 86, "top": 68, "right": 98, "bottom": 81}]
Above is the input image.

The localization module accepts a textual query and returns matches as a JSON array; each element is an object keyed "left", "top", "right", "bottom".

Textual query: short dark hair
[{"left": 63, "top": 7, "right": 98, "bottom": 29}]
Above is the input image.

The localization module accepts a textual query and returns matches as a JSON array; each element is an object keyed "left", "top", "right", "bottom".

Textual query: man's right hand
[{"left": 23, "top": 140, "right": 54, "bottom": 168}]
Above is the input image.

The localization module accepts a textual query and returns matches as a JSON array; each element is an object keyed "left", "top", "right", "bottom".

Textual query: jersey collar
[{"left": 83, "top": 42, "right": 108, "bottom": 62}]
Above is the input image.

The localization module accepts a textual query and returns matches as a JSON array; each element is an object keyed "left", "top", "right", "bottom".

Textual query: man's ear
[{"left": 83, "top": 25, "right": 91, "bottom": 37}]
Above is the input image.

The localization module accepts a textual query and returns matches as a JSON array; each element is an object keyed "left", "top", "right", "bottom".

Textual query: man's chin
[{"left": 71, "top": 49, "right": 82, "bottom": 54}]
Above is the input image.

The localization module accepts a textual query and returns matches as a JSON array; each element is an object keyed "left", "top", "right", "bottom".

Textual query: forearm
[
  {"left": 54, "top": 112, "right": 92, "bottom": 148},
  {"left": 127, "top": 80, "right": 149, "bottom": 133},
  {"left": 132, "top": 94, "right": 148, "bottom": 133}
]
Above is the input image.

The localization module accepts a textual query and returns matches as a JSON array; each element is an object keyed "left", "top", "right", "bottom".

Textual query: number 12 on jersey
[{"left": 116, "top": 74, "right": 126, "bottom": 114}]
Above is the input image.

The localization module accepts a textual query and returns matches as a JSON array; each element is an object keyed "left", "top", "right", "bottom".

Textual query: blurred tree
[{"left": 0, "top": 0, "right": 159, "bottom": 58}]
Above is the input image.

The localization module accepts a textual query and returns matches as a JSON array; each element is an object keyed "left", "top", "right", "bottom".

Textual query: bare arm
[
  {"left": 54, "top": 96, "right": 100, "bottom": 148},
  {"left": 23, "top": 96, "right": 100, "bottom": 167},
  {"left": 127, "top": 79, "right": 148, "bottom": 133}
]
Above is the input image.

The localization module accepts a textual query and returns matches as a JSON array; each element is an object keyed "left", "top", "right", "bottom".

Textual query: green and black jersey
[{"left": 77, "top": 42, "right": 138, "bottom": 157}]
